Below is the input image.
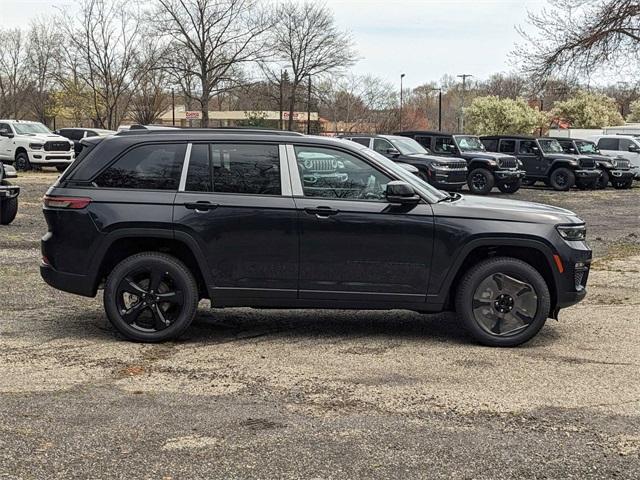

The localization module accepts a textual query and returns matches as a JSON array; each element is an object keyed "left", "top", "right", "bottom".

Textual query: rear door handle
[
  {"left": 184, "top": 201, "right": 218, "bottom": 212},
  {"left": 305, "top": 206, "right": 339, "bottom": 218}
]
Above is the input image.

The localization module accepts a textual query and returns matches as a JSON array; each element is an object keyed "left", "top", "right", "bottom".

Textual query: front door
[
  {"left": 0, "top": 123, "right": 13, "bottom": 161},
  {"left": 288, "top": 144, "right": 434, "bottom": 304},
  {"left": 173, "top": 142, "right": 298, "bottom": 301},
  {"left": 517, "top": 140, "right": 545, "bottom": 176}
]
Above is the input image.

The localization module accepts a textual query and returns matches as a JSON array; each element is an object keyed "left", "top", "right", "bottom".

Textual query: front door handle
[
  {"left": 305, "top": 206, "right": 339, "bottom": 218},
  {"left": 184, "top": 201, "right": 218, "bottom": 212}
]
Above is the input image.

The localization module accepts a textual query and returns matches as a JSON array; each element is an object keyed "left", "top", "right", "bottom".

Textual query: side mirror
[
  {"left": 0, "top": 128, "right": 14, "bottom": 138},
  {"left": 386, "top": 148, "right": 401, "bottom": 156},
  {"left": 628, "top": 144, "right": 639, "bottom": 153},
  {"left": 386, "top": 181, "right": 420, "bottom": 205}
]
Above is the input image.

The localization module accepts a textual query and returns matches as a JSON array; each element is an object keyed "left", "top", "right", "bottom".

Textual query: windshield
[
  {"left": 575, "top": 140, "right": 599, "bottom": 154},
  {"left": 538, "top": 139, "right": 563, "bottom": 154},
  {"left": 357, "top": 145, "right": 448, "bottom": 201},
  {"left": 388, "top": 137, "right": 429, "bottom": 155},
  {"left": 13, "top": 122, "right": 51, "bottom": 135},
  {"left": 454, "top": 135, "right": 485, "bottom": 152}
]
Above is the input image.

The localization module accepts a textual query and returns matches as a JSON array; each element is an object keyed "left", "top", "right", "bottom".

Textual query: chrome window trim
[
  {"left": 177, "top": 143, "right": 193, "bottom": 192},
  {"left": 279, "top": 144, "right": 293, "bottom": 197},
  {"left": 285, "top": 144, "right": 304, "bottom": 196}
]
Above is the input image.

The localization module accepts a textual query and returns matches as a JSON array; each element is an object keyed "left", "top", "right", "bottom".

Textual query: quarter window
[
  {"left": 294, "top": 146, "right": 391, "bottom": 201},
  {"left": 185, "top": 143, "right": 281, "bottom": 195},
  {"left": 95, "top": 143, "right": 185, "bottom": 190},
  {"left": 499, "top": 140, "right": 516, "bottom": 153},
  {"left": 597, "top": 138, "right": 619, "bottom": 150}
]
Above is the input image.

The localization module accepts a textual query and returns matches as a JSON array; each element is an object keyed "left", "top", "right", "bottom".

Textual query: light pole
[
  {"left": 307, "top": 75, "right": 312, "bottom": 135},
  {"left": 430, "top": 88, "right": 442, "bottom": 131},
  {"left": 400, "top": 73, "right": 406, "bottom": 131},
  {"left": 457, "top": 74, "right": 473, "bottom": 133},
  {"left": 171, "top": 88, "right": 175, "bottom": 126}
]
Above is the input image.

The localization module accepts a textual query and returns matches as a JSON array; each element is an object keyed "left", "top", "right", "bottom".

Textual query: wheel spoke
[
  {"left": 156, "top": 290, "right": 184, "bottom": 306},
  {"left": 122, "top": 302, "right": 146, "bottom": 324},
  {"left": 149, "top": 267, "right": 164, "bottom": 292},
  {"left": 120, "top": 277, "right": 147, "bottom": 296},
  {"left": 151, "top": 304, "right": 169, "bottom": 330}
]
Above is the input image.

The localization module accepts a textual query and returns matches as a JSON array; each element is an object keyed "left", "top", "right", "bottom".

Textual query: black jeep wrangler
[
  {"left": 552, "top": 137, "right": 634, "bottom": 189},
  {"left": 396, "top": 131, "right": 526, "bottom": 194},
  {"left": 340, "top": 134, "right": 468, "bottom": 191},
  {"left": 0, "top": 161, "right": 19, "bottom": 225},
  {"left": 41, "top": 128, "right": 591, "bottom": 347},
  {"left": 480, "top": 136, "right": 601, "bottom": 191}
]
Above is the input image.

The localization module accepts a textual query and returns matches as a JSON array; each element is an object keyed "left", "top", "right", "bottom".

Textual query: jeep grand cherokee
[{"left": 41, "top": 129, "right": 591, "bottom": 347}]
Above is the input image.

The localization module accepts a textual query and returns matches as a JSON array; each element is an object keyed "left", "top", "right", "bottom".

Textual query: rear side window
[
  {"left": 597, "top": 138, "right": 619, "bottom": 150},
  {"left": 185, "top": 143, "right": 281, "bottom": 195},
  {"left": 415, "top": 136, "right": 431, "bottom": 148},
  {"left": 349, "top": 138, "right": 370, "bottom": 147},
  {"left": 499, "top": 140, "right": 516, "bottom": 153},
  {"left": 434, "top": 137, "right": 455, "bottom": 153},
  {"left": 482, "top": 139, "right": 497, "bottom": 151},
  {"left": 558, "top": 141, "right": 573, "bottom": 154},
  {"left": 96, "top": 143, "right": 185, "bottom": 190}
]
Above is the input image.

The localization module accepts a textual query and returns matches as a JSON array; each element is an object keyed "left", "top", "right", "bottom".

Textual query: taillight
[{"left": 43, "top": 195, "right": 92, "bottom": 209}]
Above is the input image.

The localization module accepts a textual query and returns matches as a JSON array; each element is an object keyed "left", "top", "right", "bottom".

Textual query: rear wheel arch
[{"left": 94, "top": 235, "right": 211, "bottom": 300}]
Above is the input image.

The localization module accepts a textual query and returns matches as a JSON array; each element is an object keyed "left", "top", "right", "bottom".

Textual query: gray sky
[{"left": 1, "top": 0, "right": 544, "bottom": 87}]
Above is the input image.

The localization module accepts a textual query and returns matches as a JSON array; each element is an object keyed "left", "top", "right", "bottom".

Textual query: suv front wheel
[
  {"left": 548, "top": 167, "right": 575, "bottom": 191},
  {"left": 467, "top": 168, "right": 495, "bottom": 195},
  {"left": 455, "top": 257, "right": 551, "bottom": 347},
  {"left": 104, "top": 252, "right": 199, "bottom": 342}
]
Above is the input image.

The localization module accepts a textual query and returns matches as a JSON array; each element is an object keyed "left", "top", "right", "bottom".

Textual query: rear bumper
[
  {"left": 40, "top": 263, "right": 96, "bottom": 297},
  {"left": 494, "top": 169, "right": 526, "bottom": 182}
]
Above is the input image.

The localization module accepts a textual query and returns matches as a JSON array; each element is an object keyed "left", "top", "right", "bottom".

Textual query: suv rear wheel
[
  {"left": 104, "top": 252, "right": 199, "bottom": 342},
  {"left": 455, "top": 257, "right": 550, "bottom": 347},
  {"left": 467, "top": 168, "right": 495, "bottom": 195},
  {"left": 548, "top": 167, "right": 575, "bottom": 191},
  {"left": 612, "top": 178, "right": 633, "bottom": 189},
  {"left": 497, "top": 179, "right": 521, "bottom": 194},
  {"left": 0, "top": 194, "right": 18, "bottom": 225}
]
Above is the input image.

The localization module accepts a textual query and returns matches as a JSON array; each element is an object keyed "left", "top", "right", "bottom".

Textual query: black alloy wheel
[
  {"left": 104, "top": 252, "right": 199, "bottom": 342},
  {"left": 455, "top": 257, "right": 550, "bottom": 347},
  {"left": 549, "top": 167, "right": 575, "bottom": 191},
  {"left": 497, "top": 179, "right": 522, "bottom": 194},
  {"left": 467, "top": 168, "right": 495, "bottom": 195},
  {"left": 612, "top": 178, "right": 634, "bottom": 189},
  {"left": 596, "top": 170, "right": 609, "bottom": 189},
  {"left": 15, "top": 152, "right": 31, "bottom": 171}
]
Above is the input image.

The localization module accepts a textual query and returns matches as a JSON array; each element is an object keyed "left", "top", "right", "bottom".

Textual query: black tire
[
  {"left": 522, "top": 178, "right": 537, "bottom": 186},
  {"left": 56, "top": 165, "right": 68, "bottom": 173},
  {"left": 497, "top": 179, "right": 522, "bottom": 194},
  {"left": 15, "top": 152, "right": 31, "bottom": 171},
  {"left": 467, "top": 168, "right": 495, "bottom": 195},
  {"left": 596, "top": 170, "right": 609, "bottom": 189},
  {"left": 576, "top": 179, "right": 597, "bottom": 190},
  {"left": 548, "top": 167, "right": 575, "bottom": 191},
  {"left": 612, "top": 178, "right": 633, "bottom": 189},
  {"left": 416, "top": 170, "right": 429, "bottom": 182},
  {"left": 455, "top": 257, "right": 551, "bottom": 347},
  {"left": 103, "top": 252, "right": 199, "bottom": 342},
  {"left": 0, "top": 195, "right": 18, "bottom": 225}
]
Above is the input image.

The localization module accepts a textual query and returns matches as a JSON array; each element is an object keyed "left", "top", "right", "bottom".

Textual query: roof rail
[{"left": 116, "top": 125, "right": 304, "bottom": 136}]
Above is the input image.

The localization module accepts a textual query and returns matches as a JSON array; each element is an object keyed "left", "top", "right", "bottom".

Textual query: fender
[
  {"left": 426, "top": 236, "right": 559, "bottom": 305},
  {"left": 467, "top": 157, "right": 497, "bottom": 170}
]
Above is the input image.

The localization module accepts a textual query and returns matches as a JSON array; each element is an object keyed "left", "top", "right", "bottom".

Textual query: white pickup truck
[{"left": 0, "top": 120, "right": 74, "bottom": 171}]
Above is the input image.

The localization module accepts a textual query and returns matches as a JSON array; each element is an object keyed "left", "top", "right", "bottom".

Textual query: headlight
[
  {"left": 486, "top": 160, "right": 498, "bottom": 166},
  {"left": 556, "top": 224, "right": 586, "bottom": 241},
  {"left": 431, "top": 163, "right": 450, "bottom": 170},
  {"left": 69, "top": 142, "right": 74, "bottom": 150},
  {"left": 517, "top": 159, "right": 524, "bottom": 168},
  {"left": 29, "top": 143, "right": 44, "bottom": 150}
]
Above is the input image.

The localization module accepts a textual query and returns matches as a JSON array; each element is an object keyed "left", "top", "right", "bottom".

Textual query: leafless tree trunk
[
  {"left": 153, "top": 0, "right": 272, "bottom": 127},
  {"left": 268, "top": 1, "right": 357, "bottom": 130},
  {"left": 0, "top": 28, "right": 29, "bottom": 119}
]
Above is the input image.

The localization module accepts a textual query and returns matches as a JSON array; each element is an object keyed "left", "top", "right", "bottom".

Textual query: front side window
[
  {"left": 96, "top": 143, "right": 185, "bottom": 190},
  {"left": 414, "top": 136, "right": 432, "bottom": 149},
  {"left": 373, "top": 138, "right": 394, "bottom": 154},
  {"left": 185, "top": 143, "right": 281, "bottom": 195},
  {"left": 499, "top": 140, "right": 516, "bottom": 153},
  {"left": 13, "top": 122, "right": 51, "bottom": 135},
  {"left": 434, "top": 137, "right": 456, "bottom": 153},
  {"left": 538, "top": 139, "right": 563, "bottom": 154},
  {"left": 619, "top": 138, "right": 638, "bottom": 151},
  {"left": 575, "top": 141, "right": 599, "bottom": 154},
  {"left": 597, "top": 138, "right": 619, "bottom": 150},
  {"left": 294, "top": 146, "right": 391, "bottom": 201},
  {"left": 519, "top": 140, "right": 538, "bottom": 154}
]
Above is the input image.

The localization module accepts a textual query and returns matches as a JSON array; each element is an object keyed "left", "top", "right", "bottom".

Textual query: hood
[
  {"left": 17, "top": 132, "right": 72, "bottom": 144},
  {"left": 459, "top": 151, "right": 514, "bottom": 161},
  {"left": 434, "top": 193, "right": 582, "bottom": 225},
  {"left": 403, "top": 153, "right": 465, "bottom": 164}
]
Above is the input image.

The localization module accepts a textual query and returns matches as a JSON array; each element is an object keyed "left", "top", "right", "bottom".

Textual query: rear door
[
  {"left": 173, "top": 142, "right": 298, "bottom": 301},
  {"left": 596, "top": 138, "right": 620, "bottom": 158},
  {"left": 288, "top": 143, "right": 434, "bottom": 304}
]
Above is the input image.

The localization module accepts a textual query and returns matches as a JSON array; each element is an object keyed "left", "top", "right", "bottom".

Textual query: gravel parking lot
[{"left": 1, "top": 171, "right": 639, "bottom": 479}]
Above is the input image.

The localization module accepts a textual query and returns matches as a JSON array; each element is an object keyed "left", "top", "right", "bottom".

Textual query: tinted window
[
  {"left": 434, "top": 137, "right": 455, "bottom": 153},
  {"left": 294, "top": 146, "right": 391, "bottom": 201},
  {"left": 557, "top": 141, "right": 574, "bottom": 154},
  {"left": 414, "top": 136, "right": 432, "bottom": 148},
  {"left": 597, "top": 138, "right": 619, "bottom": 150},
  {"left": 349, "top": 137, "right": 370, "bottom": 147},
  {"left": 373, "top": 138, "right": 394, "bottom": 154},
  {"left": 96, "top": 143, "right": 185, "bottom": 190},
  {"left": 85, "top": 130, "right": 99, "bottom": 138},
  {"left": 185, "top": 144, "right": 211, "bottom": 192},
  {"left": 0, "top": 123, "right": 10, "bottom": 134},
  {"left": 210, "top": 144, "right": 281, "bottom": 195},
  {"left": 69, "top": 130, "right": 85, "bottom": 141},
  {"left": 619, "top": 138, "right": 637, "bottom": 151},
  {"left": 519, "top": 140, "right": 537, "bottom": 154},
  {"left": 499, "top": 140, "right": 516, "bottom": 153}
]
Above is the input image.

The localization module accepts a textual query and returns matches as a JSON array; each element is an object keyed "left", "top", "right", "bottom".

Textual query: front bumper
[
  {"left": 494, "top": 169, "right": 526, "bottom": 183},
  {"left": 608, "top": 169, "right": 635, "bottom": 180},
  {"left": 428, "top": 167, "right": 467, "bottom": 189},
  {"left": 0, "top": 184, "right": 20, "bottom": 199},
  {"left": 575, "top": 169, "right": 600, "bottom": 180},
  {"left": 553, "top": 241, "right": 592, "bottom": 313},
  {"left": 28, "top": 150, "right": 74, "bottom": 165}
]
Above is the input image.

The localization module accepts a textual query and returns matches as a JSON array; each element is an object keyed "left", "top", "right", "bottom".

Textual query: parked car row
[{"left": 341, "top": 131, "right": 637, "bottom": 193}]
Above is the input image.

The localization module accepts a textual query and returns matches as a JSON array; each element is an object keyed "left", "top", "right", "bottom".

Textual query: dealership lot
[{"left": 1, "top": 171, "right": 639, "bottom": 478}]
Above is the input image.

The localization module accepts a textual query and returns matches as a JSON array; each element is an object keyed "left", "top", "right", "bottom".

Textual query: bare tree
[
  {"left": 516, "top": 0, "right": 640, "bottom": 86},
  {"left": 61, "top": 0, "right": 145, "bottom": 129},
  {"left": 24, "top": 20, "right": 63, "bottom": 124},
  {"left": 0, "top": 28, "right": 29, "bottom": 118},
  {"left": 269, "top": 1, "right": 357, "bottom": 130},
  {"left": 130, "top": 43, "right": 171, "bottom": 125},
  {"left": 154, "top": 0, "right": 272, "bottom": 127}
]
